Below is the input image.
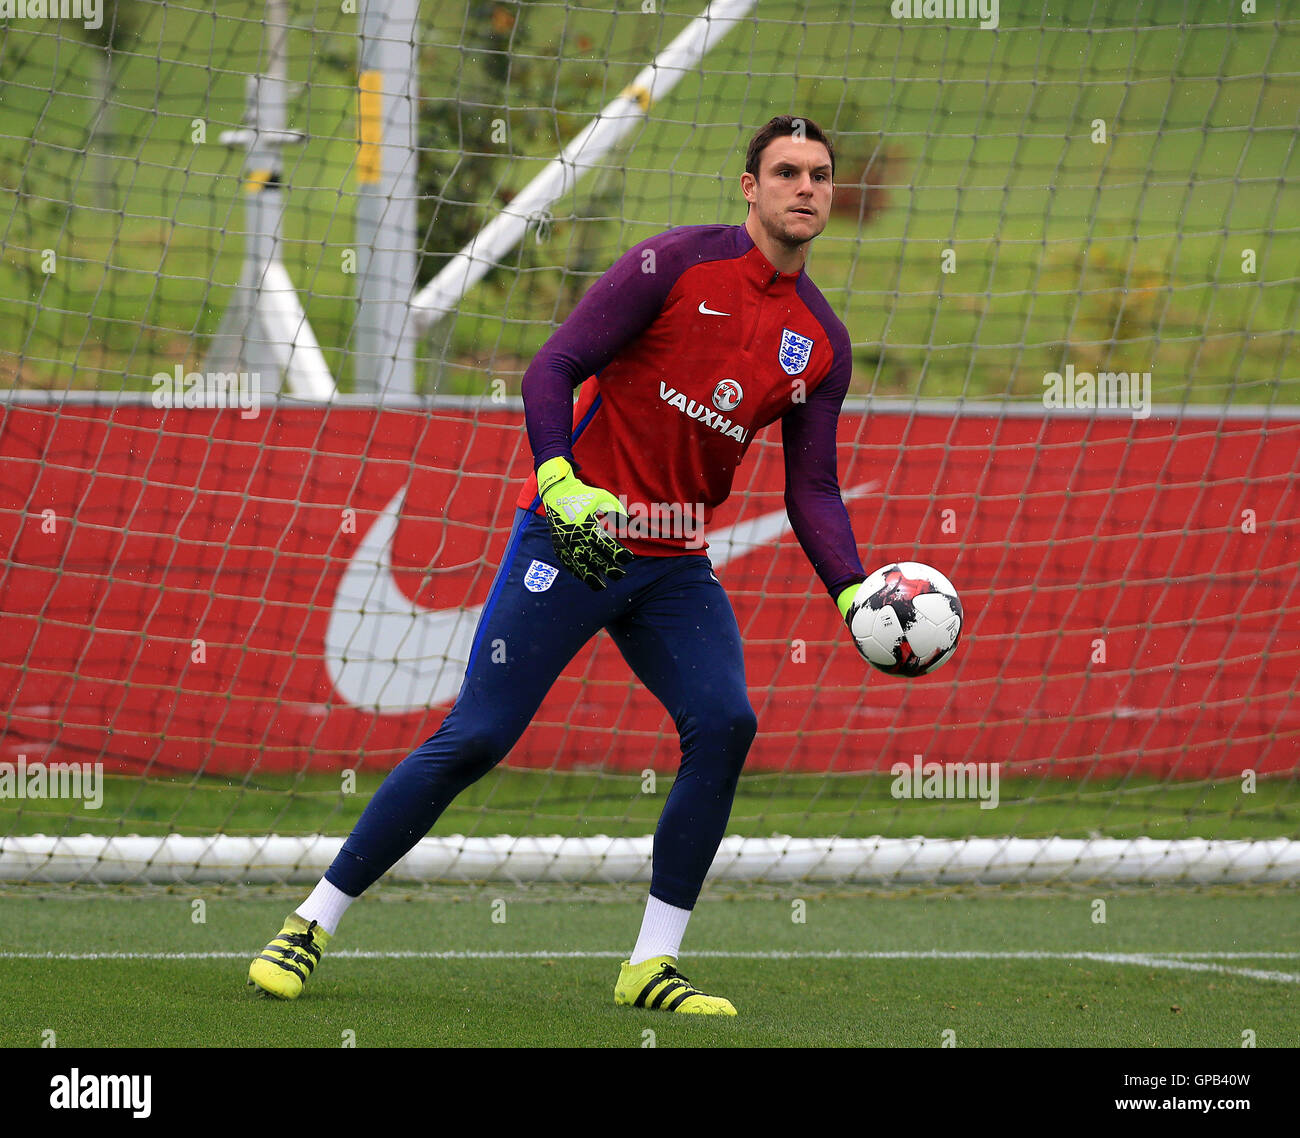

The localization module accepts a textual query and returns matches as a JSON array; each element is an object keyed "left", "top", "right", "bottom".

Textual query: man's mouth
[{"left": 790, "top": 207, "right": 816, "bottom": 216}]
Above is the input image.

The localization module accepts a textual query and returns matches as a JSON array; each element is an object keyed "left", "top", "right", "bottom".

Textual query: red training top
[{"left": 516, "top": 222, "right": 865, "bottom": 598}]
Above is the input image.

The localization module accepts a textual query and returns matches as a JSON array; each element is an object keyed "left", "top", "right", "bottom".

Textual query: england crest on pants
[
  {"left": 778, "top": 328, "right": 814, "bottom": 375},
  {"left": 524, "top": 559, "right": 559, "bottom": 592}
]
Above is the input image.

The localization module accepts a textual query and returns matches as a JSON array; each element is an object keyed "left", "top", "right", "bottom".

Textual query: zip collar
[{"left": 734, "top": 224, "right": 804, "bottom": 290}]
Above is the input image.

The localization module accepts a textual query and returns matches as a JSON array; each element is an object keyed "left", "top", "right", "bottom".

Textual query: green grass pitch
[
  {"left": 2, "top": 772, "right": 1296, "bottom": 1047},
  {"left": 1, "top": 887, "right": 1296, "bottom": 1048},
  {"left": 4, "top": 768, "right": 1296, "bottom": 842}
]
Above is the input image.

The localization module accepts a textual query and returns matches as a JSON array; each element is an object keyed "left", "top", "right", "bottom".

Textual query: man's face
[{"left": 742, "top": 135, "right": 834, "bottom": 250}]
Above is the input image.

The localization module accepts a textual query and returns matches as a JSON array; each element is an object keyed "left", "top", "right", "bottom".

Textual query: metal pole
[
  {"left": 353, "top": 0, "right": 419, "bottom": 397},
  {"left": 206, "top": 0, "right": 335, "bottom": 399}
]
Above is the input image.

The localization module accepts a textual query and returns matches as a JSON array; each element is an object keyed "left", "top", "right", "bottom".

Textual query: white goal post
[{"left": 4, "top": 835, "right": 1298, "bottom": 886}]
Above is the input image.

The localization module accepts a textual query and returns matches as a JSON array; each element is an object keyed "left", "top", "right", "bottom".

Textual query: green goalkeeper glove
[
  {"left": 836, "top": 582, "right": 864, "bottom": 621},
  {"left": 537, "top": 456, "right": 635, "bottom": 590}
]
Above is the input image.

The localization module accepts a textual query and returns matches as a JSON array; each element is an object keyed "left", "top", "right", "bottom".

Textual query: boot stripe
[
  {"left": 271, "top": 937, "right": 322, "bottom": 963},
  {"left": 649, "top": 980, "right": 688, "bottom": 1010},
  {"left": 257, "top": 953, "right": 309, "bottom": 980},
  {"left": 664, "top": 988, "right": 697, "bottom": 1012},
  {"left": 271, "top": 946, "right": 317, "bottom": 972},
  {"left": 633, "top": 979, "right": 659, "bottom": 1008},
  {"left": 635, "top": 976, "right": 674, "bottom": 1009}
]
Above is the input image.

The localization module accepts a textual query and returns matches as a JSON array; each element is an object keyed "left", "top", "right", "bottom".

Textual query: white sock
[
  {"left": 630, "top": 895, "right": 693, "bottom": 964},
  {"left": 295, "top": 877, "right": 357, "bottom": 936}
]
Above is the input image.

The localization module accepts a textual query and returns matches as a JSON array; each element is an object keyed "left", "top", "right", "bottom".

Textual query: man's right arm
[{"left": 521, "top": 231, "right": 686, "bottom": 468}]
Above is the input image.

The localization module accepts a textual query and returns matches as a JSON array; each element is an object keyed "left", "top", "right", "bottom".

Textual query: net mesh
[{"left": 0, "top": 0, "right": 1296, "bottom": 884}]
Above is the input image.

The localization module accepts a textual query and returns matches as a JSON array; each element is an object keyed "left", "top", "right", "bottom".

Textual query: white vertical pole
[
  {"left": 205, "top": 0, "right": 336, "bottom": 399},
  {"left": 353, "top": 0, "right": 419, "bottom": 397}
]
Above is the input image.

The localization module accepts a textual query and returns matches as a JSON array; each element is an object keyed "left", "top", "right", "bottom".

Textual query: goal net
[{"left": 1, "top": 0, "right": 1297, "bottom": 888}]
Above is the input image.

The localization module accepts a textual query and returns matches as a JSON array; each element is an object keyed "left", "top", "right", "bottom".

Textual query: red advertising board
[{"left": 1, "top": 400, "right": 1295, "bottom": 779}]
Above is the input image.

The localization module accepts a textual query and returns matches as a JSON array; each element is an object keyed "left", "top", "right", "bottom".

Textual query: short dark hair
[{"left": 745, "top": 115, "right": 835, "bottom": 178}]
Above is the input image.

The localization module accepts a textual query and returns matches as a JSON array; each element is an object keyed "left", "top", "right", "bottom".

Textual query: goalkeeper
[{"left": 249, "top": 115, "right": 867, "bottom": 1016}]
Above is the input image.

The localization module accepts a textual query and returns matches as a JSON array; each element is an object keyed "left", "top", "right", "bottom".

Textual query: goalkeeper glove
[
  {"left": 835, "top": 582, "right": 864, "bottom": 622},
  {"left": 537, "top": 456, "right": 635, "bottom": 590}
]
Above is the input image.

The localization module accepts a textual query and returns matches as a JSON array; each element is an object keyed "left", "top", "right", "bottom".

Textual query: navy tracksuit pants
[{"left": 325, "top": 507, "right": 757, "bottom": 909}]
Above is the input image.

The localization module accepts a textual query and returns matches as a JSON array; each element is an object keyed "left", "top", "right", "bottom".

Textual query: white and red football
[{"left": 848, "top": 562, "right": 963, "bottom": 677}]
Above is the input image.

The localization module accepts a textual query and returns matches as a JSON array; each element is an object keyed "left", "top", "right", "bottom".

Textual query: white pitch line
[
  {"left": 1092, "top": 953, "right": 1300, "bottom": 986},
  {"left": 0, "top": 947, "right": 1298, "bottom": 984}
]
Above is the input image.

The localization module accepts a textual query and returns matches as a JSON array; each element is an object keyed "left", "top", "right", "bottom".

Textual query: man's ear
[{"left": 740, "top": 171, "right": 757, "bottom": 204}]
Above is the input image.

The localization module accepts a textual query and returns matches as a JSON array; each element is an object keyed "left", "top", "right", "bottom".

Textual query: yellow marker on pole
[
  {"left": 358, "top": 70, "right": 383, "bottom": 185},
  {"left": 619, "top": 84, "right": 654, "bottom": 113},
  {"left": 244, "top": 168, "right": 275, "bottom": 194}
]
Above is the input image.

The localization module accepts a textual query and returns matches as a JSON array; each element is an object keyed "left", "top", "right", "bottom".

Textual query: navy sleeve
[
  {"left": 521, "top": 228, "right": 697, "bottom": 469},
  {"left": 781, "top": 330, "right": 867, "bottom": 598}
]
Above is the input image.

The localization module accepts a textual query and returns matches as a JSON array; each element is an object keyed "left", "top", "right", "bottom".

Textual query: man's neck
[{"left": 744, "top": 213, "right": 808, "bottom": 275}]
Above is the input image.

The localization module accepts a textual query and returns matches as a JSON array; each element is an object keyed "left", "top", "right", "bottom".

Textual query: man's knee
[
  {"left": 458, "top": 723, "right": 515, "bottom": 773},
  {"left": 407, "top": 716, "right": 517, "bottom": 785},
  {"left": 723, "top": 701, "right": 758, "bottom": 751},
  {"left": 683, "top": 696, "right": 757, "bottom": 774}
]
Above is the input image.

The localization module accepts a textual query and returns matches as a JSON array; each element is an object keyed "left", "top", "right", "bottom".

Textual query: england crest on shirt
[
  {"left": 524, "top": 559, "right": 560, "bottom": 593},
  {"left": 778, "top": 328, "right": 814, "bottom": 375}
]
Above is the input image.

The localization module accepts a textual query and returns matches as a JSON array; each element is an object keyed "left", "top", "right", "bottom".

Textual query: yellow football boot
[
  {"left": 614, "top": 956, "right": 737, "bottom": 1015},
  {"left": 247, "top": 915, "right": 330, "bottom": 1000}
]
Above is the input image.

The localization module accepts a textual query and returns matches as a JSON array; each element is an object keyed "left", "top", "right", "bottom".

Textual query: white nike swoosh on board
[
  {"left": 697, "top": 301, "right": 732, "bottom": 316},
  {"left": 325, "top": 481, "right": 880, "bottom": 712}
]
